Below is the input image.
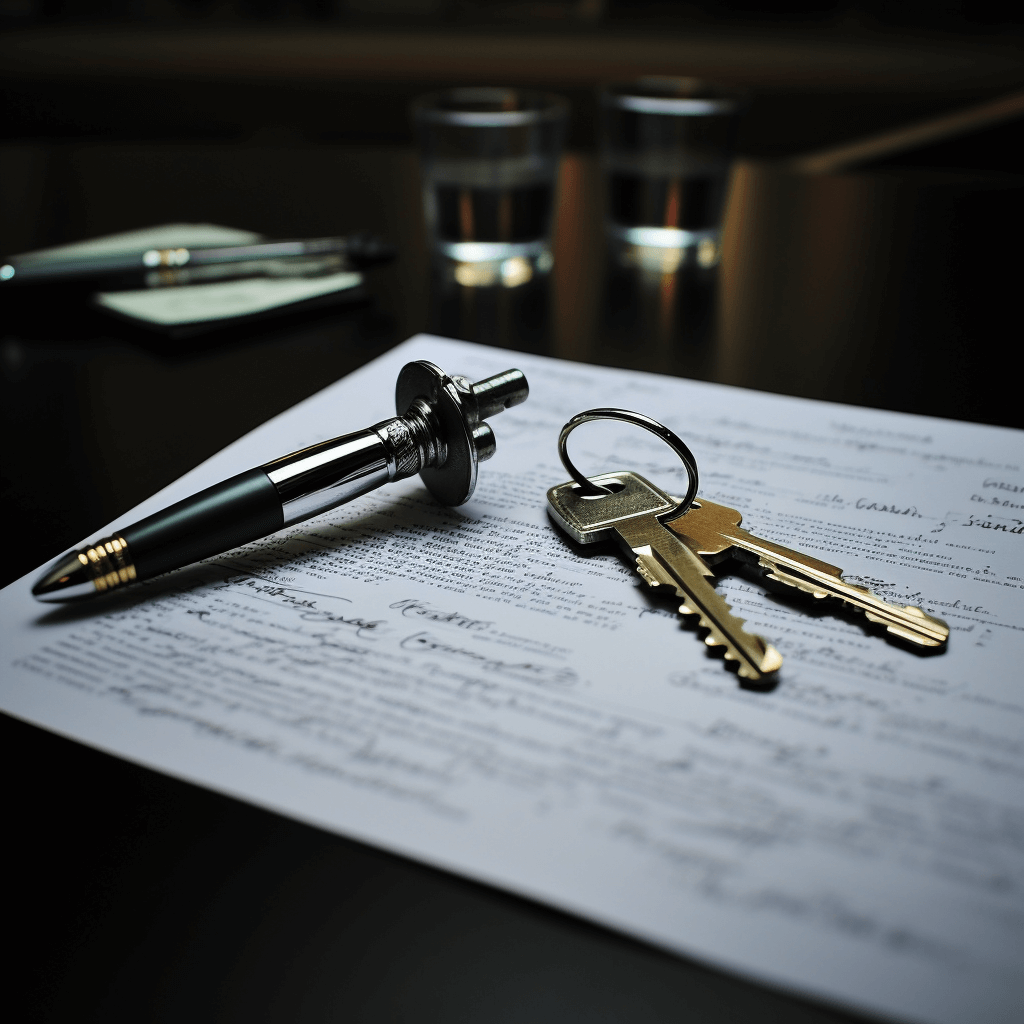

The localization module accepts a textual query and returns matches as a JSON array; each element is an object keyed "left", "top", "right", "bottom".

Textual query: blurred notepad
[
  {"left": 23, "top": 223, "right": 364, "bottom": 328},
  {"left": 97, "top": 269, "right": 363, "bottom": 327}
]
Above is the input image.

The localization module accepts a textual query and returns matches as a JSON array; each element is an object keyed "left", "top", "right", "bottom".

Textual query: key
[
  {"left": 667, "top": 496, "right": 949, "bottom": 648},
  {"left": 547, "top": 471, "right": 783, "bottom": 683}
]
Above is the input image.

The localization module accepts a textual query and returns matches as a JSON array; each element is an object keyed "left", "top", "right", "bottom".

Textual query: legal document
[{"left": 3, "top": 336, "right": 1022, "bottom": 1024}]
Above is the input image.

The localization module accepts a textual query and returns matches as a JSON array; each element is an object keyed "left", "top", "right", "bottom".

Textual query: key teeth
[
  {"left": 634, "top": 551, "right": 781, "bottom": 680},
  {"left": 712, "top": 630, "right": 782, "bottom": 679},
  {"left": 678, "top": 597, "right": 739, "bottom": 625},
  {"left": 636, "top": 561, "right": 661, "bottom": 588},
  {"left": 682, "top": 607, "right": 781, "bottom": 678}
]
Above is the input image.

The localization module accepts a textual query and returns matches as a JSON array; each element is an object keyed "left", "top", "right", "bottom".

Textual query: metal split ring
[{"left": 557, "top": 408, "right": 699, "bottom": 523}]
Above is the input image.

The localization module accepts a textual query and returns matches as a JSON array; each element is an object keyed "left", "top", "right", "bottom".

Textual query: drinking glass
[
  {"left": 412, "top": 87, "right": 569, "bottom": 289},
  {"left": 600, "top": 77, "right": 744, "bottom": 274}
]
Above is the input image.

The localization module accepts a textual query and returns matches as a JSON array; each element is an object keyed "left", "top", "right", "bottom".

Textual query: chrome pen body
[{"left": 32, "top": 362, "right": 527, "bottom": 602}]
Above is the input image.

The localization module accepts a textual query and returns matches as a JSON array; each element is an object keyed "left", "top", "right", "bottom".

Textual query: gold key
[
  {"left": 667, "top": 497, "right": 949, "bottom": 649},
  {"left": 547, "top": 471, "right": 783, "bottom": 684}
]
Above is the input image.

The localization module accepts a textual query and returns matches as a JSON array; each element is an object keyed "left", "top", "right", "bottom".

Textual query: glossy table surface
[{"left": 2, "top": 139, "right": 1021, "bottom": 1023}]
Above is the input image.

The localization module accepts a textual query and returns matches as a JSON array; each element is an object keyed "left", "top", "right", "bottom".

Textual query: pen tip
[{"left": 32, "top": 549, "right": 95, "bottom": 602}]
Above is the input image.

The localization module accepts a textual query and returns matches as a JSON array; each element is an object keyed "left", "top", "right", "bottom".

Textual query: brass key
[
  {"left": 547, "top": 472, "right": 783, "bottom": 683},
  {"left": 668, "top": 497, "right": 949, "bottom": 649}
]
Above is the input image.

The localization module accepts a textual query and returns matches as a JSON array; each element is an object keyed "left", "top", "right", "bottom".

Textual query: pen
[
  {"left": 1, "top": 232, "right": 394, "bottom": 286},
  {"left": 140, "top": 254, "right": 351, "bottom": 288},
  {"left": 32, "top": 362, "right": 528, "bottom": 602}
]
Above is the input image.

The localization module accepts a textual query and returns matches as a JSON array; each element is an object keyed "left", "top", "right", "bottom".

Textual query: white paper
[
  {"left": 96, "top": 270, "right": 363, "bottom": 326},
  {"left": 3, "top": 336, "right": 1022, "bottom": 1024}
]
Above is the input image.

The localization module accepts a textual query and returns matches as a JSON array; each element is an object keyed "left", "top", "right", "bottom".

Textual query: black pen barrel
[
  {"left": 121, "top": 468, "right": 283, "bottom": 580},
  {"left": 3, "top": 252, "right": 143, "bottom": 283},
  {"left": 30, "top": 359, "right": 526, "bottom": 603},
  {"left": 32, "top": 424, "right": 400, "bottom": 602}
]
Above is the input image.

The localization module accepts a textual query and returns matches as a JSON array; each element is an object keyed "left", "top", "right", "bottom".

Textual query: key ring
[{"left": 557, "top": 408, "right": 699, "bottom": 523}]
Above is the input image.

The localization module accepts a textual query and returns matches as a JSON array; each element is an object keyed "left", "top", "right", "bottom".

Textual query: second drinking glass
[{"left": 600, "top": 77, "right": 744, "bottom": 274}]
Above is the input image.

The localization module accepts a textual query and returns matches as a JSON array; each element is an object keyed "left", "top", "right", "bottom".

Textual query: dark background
[{"left": 2, "top": 4, "right": 1022, "bottom": 1023}]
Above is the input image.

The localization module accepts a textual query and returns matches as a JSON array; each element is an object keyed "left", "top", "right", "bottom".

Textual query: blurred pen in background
[
  {"left": 140, "top": 255, "right": 355, "bottom": 288},
  {"left": 0, "top": 232, "right": 395, "bottom": 287}
]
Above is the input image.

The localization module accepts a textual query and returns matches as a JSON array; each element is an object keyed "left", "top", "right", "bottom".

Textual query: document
[
  {"left": 2, "top": 335, "right": 1022, "bottom": 1024},
  {"left": 96, "top": 268, "right": 362, "bottom": 327}
]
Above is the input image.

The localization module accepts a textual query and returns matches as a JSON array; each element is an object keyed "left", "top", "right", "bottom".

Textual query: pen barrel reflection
[{"left": 264, "top": 427, "right": 395, "bottom": 527}]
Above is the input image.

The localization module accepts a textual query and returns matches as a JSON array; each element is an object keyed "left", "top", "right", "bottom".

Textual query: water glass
[
  {"left": 412, "top": 87, "right": 569, "bottom": 288},
  {"left": 600, "top": 77, "right": 743, "bottom": 273}
]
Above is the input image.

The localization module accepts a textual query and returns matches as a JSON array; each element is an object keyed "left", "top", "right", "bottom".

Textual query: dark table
[{"left": 3, "top": 140, "right": 1021, "bottom": 1024}]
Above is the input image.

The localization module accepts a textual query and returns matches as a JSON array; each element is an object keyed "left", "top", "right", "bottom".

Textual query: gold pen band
[{"left": 80, "top": 535, "right": 137, "bottom": 594}]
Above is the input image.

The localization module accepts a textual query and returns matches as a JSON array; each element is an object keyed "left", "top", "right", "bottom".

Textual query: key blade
[
  {"left": 870, "top": 605, "right": 948, "bottom": 647},
  {"left": 621, "top": 520, "right": 783, "bottom": 682},
  {"left": 670, "top": 498, "right": 949, "bottom": 649},
  {"left": 762, "top": 560, "right": 949, "bottom": 648},
  {"left": 666, "top": 563, "right": 782, "bottom": 679},
  {"left": 640, "top": 545, "right": 782, "bottom": 681}
]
